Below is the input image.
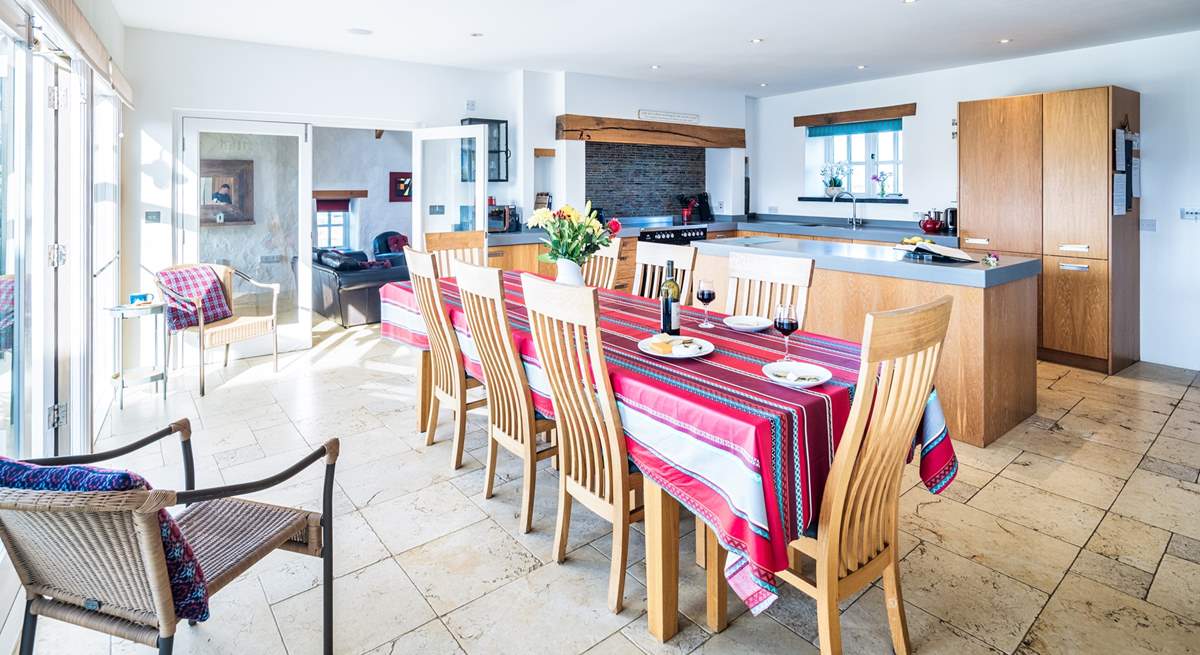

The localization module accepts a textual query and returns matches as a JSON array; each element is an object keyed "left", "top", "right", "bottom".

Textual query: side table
[{"left": 105, "top": 302, "right": 168, "bottom": 408}]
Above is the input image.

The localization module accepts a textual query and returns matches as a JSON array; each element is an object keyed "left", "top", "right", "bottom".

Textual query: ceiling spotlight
[
  {"left": 469, "top": 32, "right": 485, "bottom": 37},
  {"left": 857, "top": 65, "right": 868, "bottom": 70},
  {"left": 750, "top": 37, "right": 765, "bottom": 44},
  {"left": 346, "top": 27, "right": 373, "bottom": 36},
  {"left": 650, "top": 64, "right": 661, "bottom": 70},
  {"left": 998, "top": 38, "right": 1013, "bottom": 44},
  {"left": 902, "top": 0, "right": 917, "bottom": 4},
  {"left": 759, "top": 82, "right": 769, "bottom": 87}
]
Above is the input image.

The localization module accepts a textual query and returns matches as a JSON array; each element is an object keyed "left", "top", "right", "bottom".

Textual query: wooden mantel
[
  {"left": 556, "top": 114, "right": 745, "bottom": 148},
  {"left": 793, "top": 102, "right": 917, "bottom": 128}
]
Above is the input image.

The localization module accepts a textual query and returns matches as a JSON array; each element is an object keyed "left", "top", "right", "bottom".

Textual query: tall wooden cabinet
[{"left": 957, "top": 85, "right": 1139, "bottom": 374}]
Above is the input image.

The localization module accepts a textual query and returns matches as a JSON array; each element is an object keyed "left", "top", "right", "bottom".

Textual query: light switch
[{"left": 1140, "top": 219, "right": 1157, "bottom": 232}]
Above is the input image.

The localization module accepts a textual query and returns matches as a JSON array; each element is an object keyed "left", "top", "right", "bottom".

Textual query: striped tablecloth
[{"left": 380, "top": 272, "right": 957, "bottom": 613}]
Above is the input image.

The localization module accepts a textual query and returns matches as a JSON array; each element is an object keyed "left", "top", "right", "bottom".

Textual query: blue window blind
[{"left": 807, "top": 118, "right": 902, "bottom": 138}]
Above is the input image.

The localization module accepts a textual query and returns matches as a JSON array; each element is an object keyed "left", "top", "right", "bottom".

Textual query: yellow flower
[
  {"left": 528, "top": 207, "right": 552, "bottom": 228},
  {"left": 586, "top": 218, "right": 602, "bottom": 234},
  {"left": 562, "top": 206, "right": 581, "bottom": 222}
]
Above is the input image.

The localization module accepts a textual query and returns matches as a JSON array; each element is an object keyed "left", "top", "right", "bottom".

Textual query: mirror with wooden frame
[{"left": 200, "top": 159, "right": 255, "bottom": 225}]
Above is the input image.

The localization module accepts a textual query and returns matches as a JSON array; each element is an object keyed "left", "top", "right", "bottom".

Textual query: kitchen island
[{"left": 694, "top": 236, "right": 1041, "bottom": 447}]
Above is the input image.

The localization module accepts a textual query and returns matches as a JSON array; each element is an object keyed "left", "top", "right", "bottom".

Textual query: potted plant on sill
[
  {"left": 871, "top": 170, "right": 891, "bottom": 198},
  {"left": 821, "top": 161, "right": 850, "bottom": 198},
  {"left": 530, "top": 201, "right": 621, "bottom": 286}
]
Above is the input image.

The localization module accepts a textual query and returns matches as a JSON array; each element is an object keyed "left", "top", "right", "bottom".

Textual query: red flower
[{"left": 607, "top": 218, "right": 622, "bottom": 234}]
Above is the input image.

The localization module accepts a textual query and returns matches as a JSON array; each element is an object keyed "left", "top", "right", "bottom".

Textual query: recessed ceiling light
[
  {"left": 650, "top": 64, "right": 661, "bottom": 70},
  {"left": 749, "top": 37, "right": 765, "bottom": 44},
  {"left": 998, "top": 38, "right": 1013, "bottom": 44},
  {"left": 469, "top": 32, "right": 485, "bottom": 37},
  {"left": 857, "top": 65, "right": 868, "bottom": 70},
  {"left": 346, "top": 27, "right": 373, "bottom": 36},
  {"left": 759, "top": 82, "right": 769, "bottom": 87},
  {"left": 902, "top": 0, "right": 917, "bottom": 4}
]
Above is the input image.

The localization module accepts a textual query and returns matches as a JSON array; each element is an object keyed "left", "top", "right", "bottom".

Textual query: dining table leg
[
  {"left": 705, "top": 526, "right": 728, "bottom": 632},
  {"left": 416, "top": 350, "right": 431, "bottom": 432},
  {"left": 644, "top": 477, "right": 679, "bottom": 642}
]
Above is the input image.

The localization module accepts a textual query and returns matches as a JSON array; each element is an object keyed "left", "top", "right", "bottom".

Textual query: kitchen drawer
[{"left": 1041, "top": 255, "right": 1108, "bottom": 359}]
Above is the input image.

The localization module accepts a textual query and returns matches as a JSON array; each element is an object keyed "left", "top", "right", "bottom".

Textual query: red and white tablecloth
[{"left": 380, "top": 272, "right": 957, "bottom": 614}]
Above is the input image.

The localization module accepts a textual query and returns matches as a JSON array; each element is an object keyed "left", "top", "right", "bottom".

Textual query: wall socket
[
  {"left": 767, "top": 205, "right": 779, "bottom": 214},
  {"left": 716, "top": 200, "right": 726, "bottom": 213},
  {"left": 1140, "top": 219, "right": 1157, "bottom": 232},
  {"left": 260, "top": 254, "right": 282, "bottom": 264},
  {"left": 1182, "top": 207, "right": 1200, "bottom": 221}
]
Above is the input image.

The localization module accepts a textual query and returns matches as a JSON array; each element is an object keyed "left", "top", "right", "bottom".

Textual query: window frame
[
  {"left": 819, "top": 130, "right": 903, "bottom": 197},
  {"left": 314, "top": 210, "right": 349, "bottom": 249}
]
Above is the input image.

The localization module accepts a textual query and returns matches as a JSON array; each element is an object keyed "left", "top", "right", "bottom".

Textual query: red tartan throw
[
  {"left": 386, "top": 234, "right": 408, "bottom": 253},
  {"left": 157, "top": 266, "right": 234, "bottom": 332}
]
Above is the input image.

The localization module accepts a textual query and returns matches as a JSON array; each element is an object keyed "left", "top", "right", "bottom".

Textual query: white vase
[{"left": 555, "top": 259, "right": 585, "bottom": 286}]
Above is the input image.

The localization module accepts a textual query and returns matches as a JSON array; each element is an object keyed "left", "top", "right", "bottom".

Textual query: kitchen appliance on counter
[
  {"left": 676, "top": 192, "right": 714, "bottom": 222},
  {"left": 638, "top": 225, "right": 708, "bottom": 245},
  {"left": 487, "top": 205, "right": 521, "bottom": 233},
  {"left": 944, "top": 205, "right": 957, "bottom": 233}
]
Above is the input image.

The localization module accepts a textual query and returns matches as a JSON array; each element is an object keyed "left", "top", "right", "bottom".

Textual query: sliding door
[{"left": 411, "top": 124, "right": 488, "bottom": 249}]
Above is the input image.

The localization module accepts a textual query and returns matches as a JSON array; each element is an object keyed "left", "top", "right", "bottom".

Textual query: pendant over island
[{"left": 693, "top": 236, "right": 1043, "bottom": 447}]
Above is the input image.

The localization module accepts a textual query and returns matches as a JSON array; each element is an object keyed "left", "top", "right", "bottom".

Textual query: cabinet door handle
[
  {"left": 1058, "top": 244, "right": 1090, "bottom": 253},
  {"left": 488, "top": 250, "right": 504, "bottom": 258},
  {"left": 1059, "top": 263, "right": 1090, "bottom": 271},
  {"left": 964, "top": 237, "right": 990, "bottom": 245}
]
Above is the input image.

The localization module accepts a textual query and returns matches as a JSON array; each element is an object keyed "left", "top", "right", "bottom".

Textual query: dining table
[{"left": 379, "top": 271, "right": 958, "bottom": 641}]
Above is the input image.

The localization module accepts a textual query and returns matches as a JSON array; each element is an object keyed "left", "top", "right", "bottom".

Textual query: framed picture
[
  {"left": 199, "top": 159, "right": 254, "bottom": 224},
  {"left": 389, "top": 171, "right": 412, "bottom": 203}
]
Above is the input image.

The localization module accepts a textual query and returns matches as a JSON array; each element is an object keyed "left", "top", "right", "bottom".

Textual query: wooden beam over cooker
[
  {"left": 793, "top": 102, "right": 917, "bottom": 128},
  {"left": 556, "top": 114, "right": 745, "bottom": 148}
]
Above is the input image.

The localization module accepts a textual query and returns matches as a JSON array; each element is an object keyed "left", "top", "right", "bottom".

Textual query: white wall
[
  {"left": 312, "top": 127, "right": 412, "bottom": 250},
  {"left": 752, "top": 30, "right": 1200, "bottom": 369}
]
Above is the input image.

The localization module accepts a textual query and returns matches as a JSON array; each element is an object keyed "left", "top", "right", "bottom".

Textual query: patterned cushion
[
  {"left": 387, "top": 234, "right": 408, "bottom": 253},
  {"left": 157, "top": 266, "right": 234, "bottom": 332},
  {"left": 0, "top": 457, "right": 210, "bottom": 622}
]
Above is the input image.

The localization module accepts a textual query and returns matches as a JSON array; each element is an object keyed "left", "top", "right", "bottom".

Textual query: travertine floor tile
[
  {"left": 253, "top": 510, "right": 390, "bottom": 603},
  {"left": 397, "top": 520, "right": 541, "bottom": 614},
  {"left": 995, "top": 422, "right": 1141, "bottom": 478},
  {"left": 444, "top": 546, "right": 644, "bottom": 655},
  {"left": 1069, "top": 548, "right": 1153, "bottom": 599},
  {"left": 1111, "top": 470, "right": 1200, "bottom": 540},
  {"left": 1085, "top": 513, "right": 1170, "bottom": 573},
  {"left": 1051, "top": 375, "right": 1179, "bottom": 417},
  {"left": 901, "top": 492, "right": 1078, "bottom": 592},
  {"left": 364, "top": 619, "right": 464, "bottom": 655},
  {"left": 968, "top": 476, "right": 1104, "bottom": 546},
  {"left": 32, "top": 614, "right": 111, "bottom": 654},
  {"left": 584, "top": 633, "right": 643, "bottom": 655},
  {"left": 838, "top": 587, "right": 1001, "bottom": 655},
  {"left": 1053, "top": 398, "right": 1161, "bottom": 453},
  {"left": 626, "top": 534, "right": 750, "bottom": 633},
  {"left": 1138, "top": 455, "right": 1200, "bottom": 483},
  {"left": 999, "top": 452, "right": 1125, "bottom": 508},
  {"left": 1150, "top": 435, "right": 1200, "bottom": 470},
  {"left": 620, "top": 612, "right": 710, "bottom": 655},
  {"left": 361, "top": 481, "right": 487, "bottom": 554},
  {"left": 338, "top": 441, "right": 482, "bottom": 509},
  {"left": 947, "top": 440, "right": 1020, "bottom": 474},
  {"left": 1168, "top": 533, "right": 1200, "bottom": 565},
  {"left": 1035, "top": 387, "right": 1081, "bottom": 420},
  {"left": 897, "top": 543, "right": 1046, "bottom": 653},
  {"left": 1024, "top": 574, "right": 1200, "bottom": 655},
  {"left": 1148, "top": 555, "right": 1200, "bottom": 622},
  {"left": 1102, "top": 362, "right": 1194, "bottom": 399},
  {"left": 1163, "top": 402, "right": 1200, "bottom": 444},
  {"left": 692, "top": 614, "right": 818, "bottom": 654}
]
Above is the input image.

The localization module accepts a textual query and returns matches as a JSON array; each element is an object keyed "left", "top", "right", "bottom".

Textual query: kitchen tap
[{"left": 833, "top": 191, "right": 860, "bottom": 228}]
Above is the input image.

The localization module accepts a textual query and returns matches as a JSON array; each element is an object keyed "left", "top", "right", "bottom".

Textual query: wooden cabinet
[
  {"left": 958, "top": 94, "right": 1043, "bottom": 254},
  {"left": 1042, "top": 88, "right": 1110, "bottom": 260},
  {"left": 486, "top": 243, "right": 543, "bottom": 273},
  {"left": 612, "top": 237, "right": 639, "bottom": 291},
  {"left": 1042, "top": 256, "right": 1108, "bottom": 360}
]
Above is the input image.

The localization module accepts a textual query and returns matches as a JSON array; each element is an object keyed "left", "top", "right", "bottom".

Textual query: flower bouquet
[{"left": 528, "top": 201, "right": 622, "bottom": 286}]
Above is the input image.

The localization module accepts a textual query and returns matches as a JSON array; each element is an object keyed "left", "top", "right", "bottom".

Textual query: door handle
[
  {"left": 488, "top": 250, "right": 504, "bottom": 258},
  {"left": 1059, "top": 263, "right": 1090, "bottom": 271},
  {"left": 964, "top": 237, "right": 990, "bottom": 245},
  {"left": 1058, "top": 244, "right": 1090, "bottom": 253}
]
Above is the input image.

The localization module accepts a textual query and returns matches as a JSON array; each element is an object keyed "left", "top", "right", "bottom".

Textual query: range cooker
[{"left": 637, "top": 225, "right": 708, "bottom": 245}]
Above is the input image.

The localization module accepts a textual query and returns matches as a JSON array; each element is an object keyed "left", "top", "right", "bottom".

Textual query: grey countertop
[
  {"left": 486, "top": 214, "right": 959, "bottom": 247},
  {"left": 694, "top": 236, "right": 1040, "bottom": 289}
]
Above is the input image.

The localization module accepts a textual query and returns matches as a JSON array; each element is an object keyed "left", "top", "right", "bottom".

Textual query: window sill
[{"left": 797, "top": 196, "right": 909, "bottom": 205}]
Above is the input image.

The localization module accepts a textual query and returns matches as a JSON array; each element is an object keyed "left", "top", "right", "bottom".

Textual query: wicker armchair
[
  {"left": 156, "top": 264, "right": 280, "bottom": 396},
  {"left": 0, "top": 419, "right": 339, "bottom": 654}
]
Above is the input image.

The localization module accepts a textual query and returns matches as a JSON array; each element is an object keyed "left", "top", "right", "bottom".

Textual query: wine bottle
[{"left": 660, "top": 260, "right": 681, "bottom": 336}]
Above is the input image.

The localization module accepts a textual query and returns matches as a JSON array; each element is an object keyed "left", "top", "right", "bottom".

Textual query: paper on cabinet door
[
  {"left": 1114, "top": 129, "right": 1126, "bottom": 172},
  {"left": 1113, "top": 173, "right": 1127, "bottom": 215},
  {"left": 1132, "top": 157, "right": 1141, "bottom": 198}
]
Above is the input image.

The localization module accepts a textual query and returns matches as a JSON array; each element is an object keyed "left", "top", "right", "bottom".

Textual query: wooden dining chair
[
  {"left": 454, "top": 260, "right": 558, "bottom": 533},
  {"left": 520, "top": 274, "right": 643, "bottom": 613},
  {"left": 777, "top": 296, "right": 953, "bottom": 655},
  {"left": 404, "top": 247, "right": 486, "bottom": 470},
  {"left": 581, "top": 238, "right": 621, "bottom": 289},
  {"left": 425, "top": 230, "right": 486, "bottom": 273},
  {"left": 631, "top": 242, "right": 696, "bottom": 304},
  {"left": 725, "top": 250, "right": 816, "bottom": 322}
]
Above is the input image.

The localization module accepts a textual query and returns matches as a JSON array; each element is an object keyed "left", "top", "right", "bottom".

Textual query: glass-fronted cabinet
[{"left": 460, "top": 118, "right": 509, "bottom": 182}]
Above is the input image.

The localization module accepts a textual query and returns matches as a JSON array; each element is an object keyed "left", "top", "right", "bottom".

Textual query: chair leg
[
  {"left": 18, "top": 600, "right": 36, "bottom": 655},
  {"left": 273, "top": 329, "right": 279, "bottom": 373},
  {"left": 424, "top": 396, "right": 441, "bottom": 446},
  {"left": 449, "top": 397, "right": 468, "bottom": 470},
  {"left": 519, "top": 456, "right": 537, "bottom": 534},
  {"left": 483, "top": 437, "right": 498, "bottom": 499},
  {"left": 198, "top": 342, "right": 206, "bottom": 397},
  {"left": 553, "top": 479, "right": 573, "bottom": 563},
  {"left": 323, "top": 527, "right": 334, "bottom": 655},
  {"left": 608, "top": 515, "right": 630, "bottom": 614},
  {"left": 156, "top": 636, "right": 174, "bottom": 655},
  {"left": 882, "top": 552, "right": 911, "bottom": 655},
  {"left": 816, "top": 588, "right": 843, "bottom": 655},
  {"left": 695, "top": 517, "right": 707, "bottom": 569},
  {"left": 223, "top": 343, "right": 230, "bottom": 367}
]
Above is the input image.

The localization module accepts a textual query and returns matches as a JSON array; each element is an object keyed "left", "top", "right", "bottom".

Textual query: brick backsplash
[{"left": 584, "top": 142, "right": 705, "bottom": 217}]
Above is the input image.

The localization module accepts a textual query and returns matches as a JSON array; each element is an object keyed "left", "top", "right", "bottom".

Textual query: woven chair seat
[
  {"left": 176, "top": 497, "right": 320, "bottom": 594},
  {"left": 184, "top": 314, "right": 274, "bottom": 348}
]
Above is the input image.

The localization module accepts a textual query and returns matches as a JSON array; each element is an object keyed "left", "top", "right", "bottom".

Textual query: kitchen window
[
  {"left": 808, "top": 119, "right": 904, "bottom": 197},
  {"left": 314, "top": 199, "right": 351, "bottom": 248}
]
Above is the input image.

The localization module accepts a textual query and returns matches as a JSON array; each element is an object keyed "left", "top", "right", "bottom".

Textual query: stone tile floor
[{"left": 32, "top": 322, "right": 1200, "bottom": 653}]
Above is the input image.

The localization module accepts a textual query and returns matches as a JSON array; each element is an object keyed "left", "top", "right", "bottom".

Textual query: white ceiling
[{"left": 112, "top": 0, "right": 1200, "bottom": 96}]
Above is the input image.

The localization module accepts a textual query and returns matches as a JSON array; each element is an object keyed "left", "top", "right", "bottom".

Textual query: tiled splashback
[{"left": 584, "top": 142, "right": 705, "bottom": 218}]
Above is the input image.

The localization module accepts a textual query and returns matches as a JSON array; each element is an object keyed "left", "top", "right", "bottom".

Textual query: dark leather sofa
[
  {"left": 312, "top": 248, "right": 409, "bottom": 328},
  {"left": 373, "top": 231, "right": 408, "bottom": 267}
]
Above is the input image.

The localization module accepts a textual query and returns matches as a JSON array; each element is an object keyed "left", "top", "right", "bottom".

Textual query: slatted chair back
[
  {"left": 581, "top": 238, "right": 622, "bottom": 289},
  {"left": 631, "top": 242, "right": 696, "bottom": 303},
  {"left": 454, "top": 261, "right": 537, "bottom": 450},
  {"left": 0, "top": 488, "right": 178, "bottom": 642},
  {"left": 404, "top": 247, "right": 467, "bottom": 402},
  {"left": 725, "top": 251, "right": 816, "bottom": 323},
  {"left": 815, "top": 296, "right": 953, "bottom": 580},
  {"left": 520, "top": 274, "right": 628, "bottom": 512},
  {"left": 425, "top": 230, "right": 486, "bottom": 272}
]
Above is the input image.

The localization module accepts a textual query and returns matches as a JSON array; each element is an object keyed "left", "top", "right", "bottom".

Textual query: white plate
[
  {"left": 723, "top": 315, "right": 772, "bottom": 333},
  {"left": 637, "top": 335, "right": 715, "bottom": 359},
  {"left": 762, "top": 361, "right": 833, "bottom": 390}
]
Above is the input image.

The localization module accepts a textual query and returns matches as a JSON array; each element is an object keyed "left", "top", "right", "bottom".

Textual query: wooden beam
[
  {"left": 556, "top": 114, "right": 745, "bottom": 148},
  {"left": 793, "top": 103, "right": 917, "bottom": 128},
  {"left": 313, "top": 189, "right": 368, "bottom": 200},
  {"left": 533, "top": 147, "right": 556, "bottom": 158}
]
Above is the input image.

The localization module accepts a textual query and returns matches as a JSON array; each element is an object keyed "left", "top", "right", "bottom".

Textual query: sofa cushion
[
  {"left": 0, "top": 457, "right": 210, "bottom": 622},
  {"left": 386, "top": 234, "right": 409, "bottom": 253}
]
